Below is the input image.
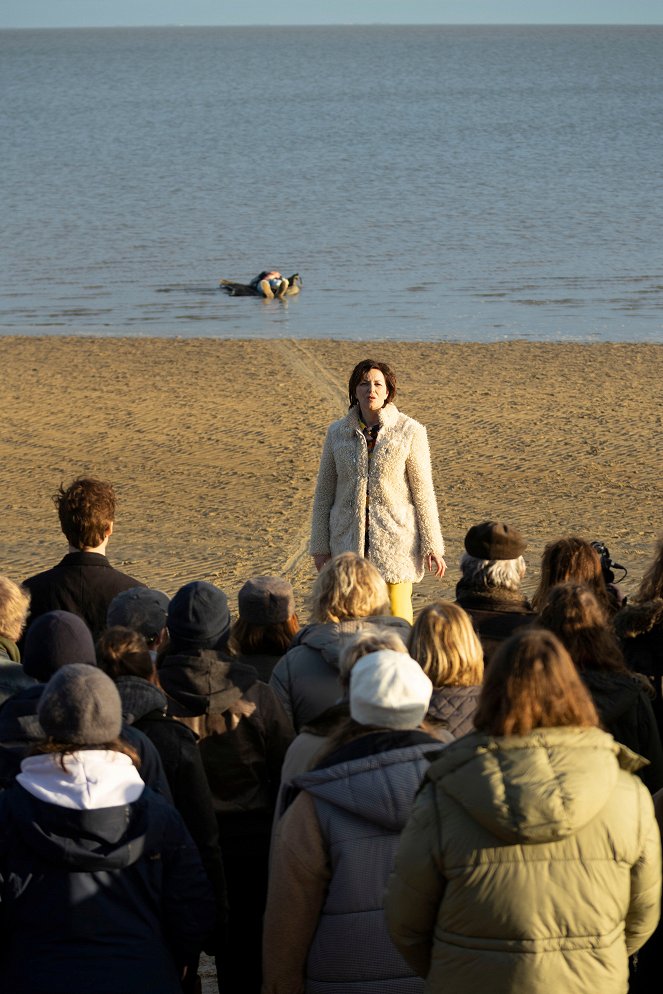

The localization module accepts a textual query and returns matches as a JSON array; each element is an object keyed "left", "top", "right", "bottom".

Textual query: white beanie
[{"left": 349, "top": 649, "right": 433, "bottom": 730}]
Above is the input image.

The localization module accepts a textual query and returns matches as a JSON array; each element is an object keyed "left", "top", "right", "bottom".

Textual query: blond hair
[
  {"left": 338, "top": 626, "right": 407, "bottom": 688},
  {"left": 409, "top": 600, "right": 483, "bottom": 688},
  {"left": 310, "top": 553, "right": 390, "bottom": 624},
  {"left": 0, "top": 576, "right": 31, "bottom": 643}
]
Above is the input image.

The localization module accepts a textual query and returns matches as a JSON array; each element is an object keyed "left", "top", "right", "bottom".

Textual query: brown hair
[
  {"left": 310, "top": 553, "right": 390, "bottom": 624},
  {"left": 0, "top": 576, "right": 31, "bottom": 643},
  {"left": 538, "top": 582, "right": 626, "bottom": 673},
  {"left": 228, "top": 614, "right": 299, "bottom": 657},
  {"left": 348, "top": 360, "right": 397, "bottom": 409},
  {"left": 409, "top": 601, "right": 484, "bottom": 689},
  {"left": 637, "top": 537, "right": 663, "bottom": 602},
  {"left": 474, "top": 629, "right": 598, "bottom": 736},
  {"left": 29, "top": 738, "right": 141, "bottom": 771},
  {"left": 55, "top": 477, "right": 116, "bottom": 549},
  {"left": 96, "top": 626, "right": 155, "bottom": 682},
  {"left": 531, "top": 536, "right": 611, "bottom": 612}
]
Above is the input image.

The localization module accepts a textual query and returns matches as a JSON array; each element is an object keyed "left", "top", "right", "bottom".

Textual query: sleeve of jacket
[
  {"left": 269, "top": 652, "right": 295, "bottom": 726},
  {"left": 625, "top": 779, "right": 662, "bottom": 955},
  {"left": 636, "top": 692, "right": 663, "bottom": 794},
  {"left": 254, "top": 683, "right": 295, "bottom": 803},
  {"left": 262, "top": 790, "right": 331, "bottom": 994},
  {"left": 405, "top": 423, "right": 444, "bottom": 557},
  {"left": 122, "top": 724, "right": 174, "bottom": 803},
  {"left": 385, "top": 781, "right": 446, "bottom": 978},
  {"left": 309, "top": 425, "right": 337, "bottom": 555}
]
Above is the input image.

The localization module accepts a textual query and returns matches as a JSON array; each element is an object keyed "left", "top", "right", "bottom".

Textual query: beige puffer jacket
[
  {"left": 386, "top": 727, "right": 661, "bottom": 994},
  {"left": 309, "top": 403, "right": 444, "bottom": 583}
]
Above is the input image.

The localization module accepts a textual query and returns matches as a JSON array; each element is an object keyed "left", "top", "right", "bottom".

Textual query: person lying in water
[{"left": 250, "top": 271, "right": 289, "bottom": 299}]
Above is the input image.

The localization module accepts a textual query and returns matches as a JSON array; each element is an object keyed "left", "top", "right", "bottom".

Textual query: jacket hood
[
  {"left": 294, "top": 733, "right": 440, "bottom": 831},
  {"left": 290, "top": 616, "right": 410, "bottom": 671},
  {"left": 2, "top": 769, "right": 150, "bottom": 871},
  {"left": 614, "top": 598, "right": 663, "bottom": 640},
  {"left": 17, "top": 751, "right": 144, "bottom": 810},
  {"left": 157, "top": 649, "right": 258, "bottom": 717},
  {"left": 116, "top": 676, "right": 167, "bottom": 724},
  {"left": 425, "top": 726, "right": 644, "bottom": 844}
]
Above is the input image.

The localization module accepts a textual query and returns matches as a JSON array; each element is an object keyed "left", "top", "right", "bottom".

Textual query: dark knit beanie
[
  {"left": 167, "top": 581, "right": 230, "bottom": 650},
  {"left": 38, "top": 664, "right": 122, "bottom": 744},
  {"left": 464, "top": 521, "right": 527, "bottom": 561},
  {"left": 107, "top": 587, "right": 170, "bottom": 639},
  {"left": 238, "top": 576, "right": 295, "bottom": 625},
  {"left": 22, "top": 610, "right": 97, "bottom": 683}
]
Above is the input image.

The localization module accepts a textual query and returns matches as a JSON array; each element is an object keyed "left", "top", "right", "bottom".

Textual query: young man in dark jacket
[{"left": 23, "top": 477, "right": 144, "bottom": 641}]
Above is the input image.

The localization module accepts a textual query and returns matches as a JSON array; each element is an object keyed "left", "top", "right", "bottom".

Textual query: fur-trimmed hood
[{"left": 614, "top": 598, "right": 663, "bottom": 640}]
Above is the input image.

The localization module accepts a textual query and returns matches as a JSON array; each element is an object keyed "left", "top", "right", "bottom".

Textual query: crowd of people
[{"left": 1, "top": 473, "right": 662, "bottom": 994}]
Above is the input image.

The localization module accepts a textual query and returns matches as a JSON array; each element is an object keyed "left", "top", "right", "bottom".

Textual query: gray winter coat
[{"left": 269, "top": 615, "right": 411, "bottom": 731}]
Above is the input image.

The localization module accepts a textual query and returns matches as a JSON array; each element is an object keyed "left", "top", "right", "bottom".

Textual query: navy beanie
[
  {"left": 167, "top": 581, "right": 230, "bottom": 651},
  {"left": 22, "top": 611, "right": 97, "bottom": 683}
]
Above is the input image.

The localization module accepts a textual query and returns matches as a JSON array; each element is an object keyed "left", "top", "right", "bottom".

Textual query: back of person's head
[
  {"left": 229, "top": 575, "right": 299, "bottom": 656},
  {"left": 538, "top": 582, "right": 625, "bottom": 673},
  {"left": 107, "top": 587, "right": 169, "bottom": 648},
  {"left": 55, "top": 477, "right": 116, "bottom": 549},
  {"left": 532, "top": 535, "right": 609, "bottom": 612},
  {"left": 474, "top": 629, "right": 598, "bottom": 736},
  {"left": 460, "top": 521, "right": 527, "bottom": 593},
  {"left": 350, "top": 649, "right": 433, "bottom": 730},
  {"left": 22, "top": 610, "right": 96, "bottom": 683},
  {"left": 96, "top": 626, "right": 155, "bottom": 682},
  {"left": 338, "top": 626, "right": 408, "bottom": 690},
  {"left": 409, "top": 600, "right": 484, "bottom": 689},
  {"left": 166, "top": 580, "right": 230, "bottom": 653},
  {"left": 637, "top": 536, "right": 663, "bottom": 602},
  {"left": 310, "top": 553, "right": 390, "bottom": 624},
  {"left": 0, "top": 576, "right": 30, "bottom": 643}
]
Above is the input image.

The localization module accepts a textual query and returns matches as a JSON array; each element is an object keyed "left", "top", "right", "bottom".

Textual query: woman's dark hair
[
  {"left": 96, "top": 626, "right": 155, "bottom": 682},
  {"left": 531, "top": 536, "right": 611, "bottom": 613},
  {"left": 228, "top": 615, "right": 299, "bottom": 657},
  {"left": 474, "top": 629, "right": 598, "bottom": 736},
  {"left": 537, "top": 582, "right": 626, "bottom": 673},
  {"left": 348, "top": 359, "right": 397, "bottom": 409},
  {"left": 637, "top": 537, "right": 663, "bottom": 602}
]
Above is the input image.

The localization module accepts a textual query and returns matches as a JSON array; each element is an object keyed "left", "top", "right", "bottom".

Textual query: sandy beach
[{"left": 1, "top": 337, "right": 661, "bottom": 614}]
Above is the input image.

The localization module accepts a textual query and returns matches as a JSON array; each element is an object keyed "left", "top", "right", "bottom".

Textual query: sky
[{"left": 2, "top": 0, "right": 663, "bottom": 30}]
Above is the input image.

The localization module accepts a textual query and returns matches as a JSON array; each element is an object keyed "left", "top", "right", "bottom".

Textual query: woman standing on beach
[{"left": 310, "top": 359, "right": 445, "bottom": 623}]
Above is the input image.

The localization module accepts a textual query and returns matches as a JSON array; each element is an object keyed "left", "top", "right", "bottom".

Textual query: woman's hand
[
  {"left": 426, "top": 553, "right": 447, "bottom": 578},
  {"left": 313, "top": 554, "right": 331, "bottom": 572}
]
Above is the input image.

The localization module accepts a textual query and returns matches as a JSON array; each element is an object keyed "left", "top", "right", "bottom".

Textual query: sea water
[{"left": 3, "top": 25, "right": 662, "bottom": 341}]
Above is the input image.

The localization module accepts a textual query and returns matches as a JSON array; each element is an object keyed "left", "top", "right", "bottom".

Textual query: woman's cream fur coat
[{"left": 309, "top": 403, "right": 445, "bottom": 583}]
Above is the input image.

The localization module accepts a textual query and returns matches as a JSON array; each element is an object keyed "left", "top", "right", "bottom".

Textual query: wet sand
[{"left": 1, "top": 337, "right": 661, "bottom": 613}]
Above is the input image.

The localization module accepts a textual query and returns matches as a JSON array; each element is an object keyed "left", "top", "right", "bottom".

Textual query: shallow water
[{"left": 3, "top": 25, "right": 663, "bottom": 341}]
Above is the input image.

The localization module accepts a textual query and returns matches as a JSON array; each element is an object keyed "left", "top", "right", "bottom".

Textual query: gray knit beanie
[{"left": 38, "top": 664, "right": 122, "bottom": 744}]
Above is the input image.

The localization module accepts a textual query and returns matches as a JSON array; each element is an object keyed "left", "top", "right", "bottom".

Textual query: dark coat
[
  {"left": 427, "top": 684, "right": 482, "bottom": 738},
  {"left": 455, "top": 583, "right": 533, "bottom": 663},
  {"left": 0, "top": 781, "right": 215, "bottom": 994},
  {"left": 581, "top": 667, "right": 663, "bottom": 794},
  {"left": 116, "top": 675, "right": 227, "bottom": 922},
  {"left": 23, "top": 551, "right": 144, "bottom": 641},
  {"left": 270, "top": 615, "right": 411, "bottom": 731},
  {"left": 614, "top": 598, "right": 663, "bottom": 745},
  {"left": 0, "top": 683, "right": 172, "bottom": 799}
]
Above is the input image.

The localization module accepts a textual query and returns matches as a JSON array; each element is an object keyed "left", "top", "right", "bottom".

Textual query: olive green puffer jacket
[{"left": 386, "top": 727, "right": 661, "bottom": 994}]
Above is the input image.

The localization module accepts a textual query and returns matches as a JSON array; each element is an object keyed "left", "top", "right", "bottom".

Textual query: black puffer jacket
[
  {"left": 581, "top": 667, "right": 663, "bottom": 793},
  {"left": 270, "top": 615, "right": 411, "bottom": 731}
]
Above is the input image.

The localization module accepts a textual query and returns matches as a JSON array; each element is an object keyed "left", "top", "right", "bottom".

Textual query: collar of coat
[
  {"left": 455, "top": 584, "right": 533, "bottom": 614},
  {"left": 344, "top": 402, "right": 401, "bottom": 434}
]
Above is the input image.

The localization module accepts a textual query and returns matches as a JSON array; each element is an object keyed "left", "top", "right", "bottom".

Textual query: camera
[{"left": 591, "top": 541, "right": 627, "bottom": 586}]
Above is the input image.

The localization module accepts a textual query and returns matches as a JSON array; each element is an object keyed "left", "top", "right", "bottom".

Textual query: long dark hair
[
  {"left": 531, "top": 536, "right": 611, "bottom": 613},
  {"left": 538, "top": 582, "right": 626, "bottom": 673}
]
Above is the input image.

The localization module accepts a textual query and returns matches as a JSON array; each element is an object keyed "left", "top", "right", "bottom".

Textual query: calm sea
[{"left": 3, "top": 25, "right": 663, "bottom": 342}]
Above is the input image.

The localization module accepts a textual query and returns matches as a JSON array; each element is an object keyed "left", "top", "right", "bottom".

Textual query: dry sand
[{"left": 1, "top": 337, "right": 661, "bottom": 614}]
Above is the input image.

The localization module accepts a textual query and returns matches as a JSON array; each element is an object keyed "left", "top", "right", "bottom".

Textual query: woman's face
[{"left": 355, "top": 368, "right": 388, "bottom": 415}]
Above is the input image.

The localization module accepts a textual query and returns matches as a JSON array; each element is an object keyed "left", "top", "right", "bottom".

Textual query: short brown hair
[
  {"left": 96, "top": 626, "right": 154, "bottom": 682},
  {"left": 538, "top": 582, "right": 626, "bottom": 673},
  {"left": 348, "top": 360, "right": 397, "bottom": 409},
  {"left": 474, "top": 629, "right": 598, "bottom": 736},
  {"left": 0, "top": 576, "right": 31, "bottom": 642},
  {"left": 55, "top": 477, "right": 116, "bottom": 548},
  {"left": 531, "top": 536, "right": 610, "bottom": 612},
  {"left": 310, "top": 553, "right": 390, "bottom": 624},
  {"left": 228, "top": 614, "right": 299, "bottom": 657},
  {"left": 409, "top": 601, "right": 483, "bottom": 689}
]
